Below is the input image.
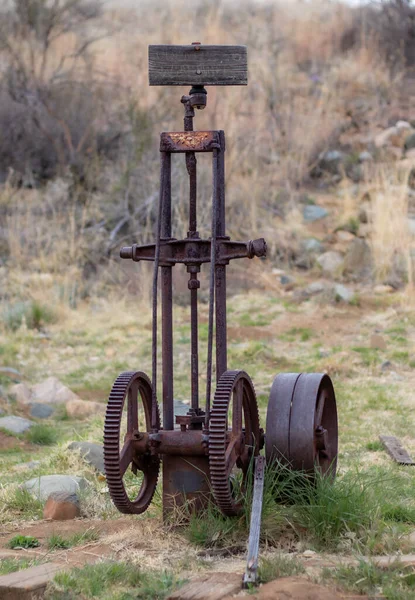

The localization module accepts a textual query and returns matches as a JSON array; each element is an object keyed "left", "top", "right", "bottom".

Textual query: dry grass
[
  {"left": 0, "top": 0, "right": 408, "bottom": 309},
  {"left": 366, "top": 164, "right": 414, "bottom": 286}
]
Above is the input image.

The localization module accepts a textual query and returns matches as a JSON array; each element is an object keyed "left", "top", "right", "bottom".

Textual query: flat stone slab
[
  {"left": 0, "top": 416, "right": 33, "bottom": 434},
  {"left": 168, "top": 572, "right": 241, "bottom": 600},
  {"left": 0, "top": 562, "right": 62, "bottom": 600},
  {"left": 241, "top": 577, "right": 345, "bottom": 600},
  {"left": 23, "top": 475, "right": 88, "bottom": 501}
]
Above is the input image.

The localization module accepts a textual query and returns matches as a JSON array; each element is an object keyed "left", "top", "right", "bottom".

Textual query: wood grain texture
[
  {"left": 149, "top": 45, "right": 247, "bottom": 86},
  {"left": 0, "top": 562, "right": 63, "bottom": 600}
]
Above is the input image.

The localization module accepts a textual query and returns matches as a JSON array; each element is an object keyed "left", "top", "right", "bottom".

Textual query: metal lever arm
[{"left": 243, "top": 455, "right": 266, "bottom": 588}]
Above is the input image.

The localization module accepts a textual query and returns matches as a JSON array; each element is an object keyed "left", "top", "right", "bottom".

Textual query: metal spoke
[{"left": 127, "top": 381, "right": 139, "bottom": 433}]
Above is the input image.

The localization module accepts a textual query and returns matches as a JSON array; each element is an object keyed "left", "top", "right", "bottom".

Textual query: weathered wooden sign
[{"left": 148, "top": 44, "right": 247, "bottom": 86}]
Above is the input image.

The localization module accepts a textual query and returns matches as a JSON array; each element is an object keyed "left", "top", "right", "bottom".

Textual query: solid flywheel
[
  {"left": 265, "top": 372, "right": 338, "bottom": 478},
  {"left": 103, "top": 371, "right": 160, "bottom": 514}
]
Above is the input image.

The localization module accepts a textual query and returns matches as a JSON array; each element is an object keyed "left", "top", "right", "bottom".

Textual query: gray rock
[
  {"left": 10, "top": 382, "right": 32, "bottom": 406},
  {"left": 68, "top": 442, "right": 105, "bottom": 474},
  {"left": 347, "top": 164, "right": 363, "bottom": 183},
  {"left": 343, "top": 238, "right": 373, "bottom": 280},
  {"left": 23, "top": 475, "right": 88, "bottom": 501},
  {"left": 319, "top": 150, "right": 344, "bottom": 174},
  {"left": 317, "top": 251, "right": 344, "bottom": 276},
  {"left": 359, "top": 151, "right": 373, "bottom": 163},
  {"left": 301, "top": 238, "right": 324, "bottom": 254},
  {"left": 31, "top": 377, "right": 79, "bottom": 405},
  {"left": 280, "top": 275, "right": 293, "bottom": 285},
  {"left": 405, "top": 132, "right": 415, "bottom": 151},
  {"left": 381, "top": 360, "right": 393, "bottom": 372},
  {"left": 396, "top": 120, "right": 412, "bottom": 131},
  {"left": 0, "top": 367, "right": 22, "bottom": 382},
  {"left": 304, "top": 281, "right": 327, "bottom": 296},
  {"left": 334, "top": 284, "right": 355, "bottom": 303},
  {"left": 375, "top": 127, "right": 398, "bottom": 148},
  {"left": 303, "top": 205, "right": 329, "bottom": 222},
  {"left": 0, "top": 415, "right": 33, "bottom": 434},
  {"left": 29, "top": 403, "right": 54, "bottom": 419}
]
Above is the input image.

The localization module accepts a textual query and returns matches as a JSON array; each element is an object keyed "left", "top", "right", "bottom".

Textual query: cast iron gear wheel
[
  {"left": 209, "top": 370, "right": 260, "bottom": 517},
  {"left": 103, "top": 371, "right": 160, "bottom": 514}
]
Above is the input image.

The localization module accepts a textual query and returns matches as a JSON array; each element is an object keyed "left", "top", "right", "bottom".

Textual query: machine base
[{"left": 162, "top": 454, "right": 211, "bottom": 520}]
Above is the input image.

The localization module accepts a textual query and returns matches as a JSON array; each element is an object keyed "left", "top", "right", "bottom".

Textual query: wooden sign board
[{"left": 149, "top": 45, "right": 247, "bottom": 86}]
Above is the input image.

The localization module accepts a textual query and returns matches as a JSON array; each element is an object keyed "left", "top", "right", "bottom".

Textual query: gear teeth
[
  {"left": 208, "top": 370, "right": 260, "bottom": 517},
  {"left": 103, "top": 371, "right": 160, "bottom": 515}
]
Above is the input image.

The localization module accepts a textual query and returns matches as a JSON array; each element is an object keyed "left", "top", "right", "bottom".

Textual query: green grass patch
[
  {"left": 1, "top": 300, "right": 56, "bottom": 331},
  {"left": 366, "top": 440, "right": 384, "bottom": 451},
  {"left": 8, "top": 534, "right": 40, "bottom": 549},
  {"left": 280, "top": 327, "right": 314, "bottom": 342},
  {"left": 184, "top": 462, "right": 415, "bottom": 555},
  {"left": 46, "top": 561, "right": 184, "bottom": 599},
  {"left": 352, "top": 346, "right": 380, "bottom": 367},
  {"left": 2, "top": 487, "right": 43, "bottom": 520},
  {"left": 258, "top": 554, "right": 305, "bottom": 584},
  {"left": 47, "top": 529, "right": 99, "bottom": 550},
  {"left": 0, "top": 557, "right": 41, "bottom": 575},
  {"left": 239, "top": 313, "right": 271, "bottom": 327},
  {"left": 26, "top": 424, "right": 59, "bottom": 445},
  {"left": 323, "top": 559, "right": 415, "bottom": 600}
]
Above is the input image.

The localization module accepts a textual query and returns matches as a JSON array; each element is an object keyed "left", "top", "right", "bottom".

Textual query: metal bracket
[{"left": 120, "top": 237, "right": 266, "bottom": 266}]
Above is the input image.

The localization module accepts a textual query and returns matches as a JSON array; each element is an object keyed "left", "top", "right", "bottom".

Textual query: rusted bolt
[
  {"left": 192, "top": 42, "right": 201, "bottom": 50},
  {"left": 120, "top": 246, "right": 133, "bottom": 259},
  {"left": 246, "top": 238, "right": 267, "bottom": 259},
  {"left": 188, "top": 279, "right": 200, "bottom": 290}
]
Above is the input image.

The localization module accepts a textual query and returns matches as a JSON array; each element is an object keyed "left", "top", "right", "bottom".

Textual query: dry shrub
[
  {"left": 366, "top": 164, "right": 414, "bottom": 285},
  {"left": 0, "top": 0, "right": 408, "bottom": 301}
]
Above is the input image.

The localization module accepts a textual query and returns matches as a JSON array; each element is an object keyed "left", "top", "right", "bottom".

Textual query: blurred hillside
[{"left": 1, "top": 0, "right": 415, "bottom": 324}]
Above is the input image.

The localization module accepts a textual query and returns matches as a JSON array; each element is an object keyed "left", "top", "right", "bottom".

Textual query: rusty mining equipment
[{"left": 103, "top": 45, "right": 338, "bottom": 580}]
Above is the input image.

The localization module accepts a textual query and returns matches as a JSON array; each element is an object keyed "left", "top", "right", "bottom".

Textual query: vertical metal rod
[
  {"left": 190, "top": 286, "right": 199, "bottom": 410},
  {"left": 151, "top": 151, "right": 169, "bottom": 431},
  {"left": 205, "top": 148, "right": 218, "bottom": 428},
  {"left": 215, "top": 131, "right": 227, "bottom": 380},
  {"left": 160, "top": 152, "right": 174, "bottom": 431},
  {"left": 184, "top": 98, "right": 200, "bottom": 412}
]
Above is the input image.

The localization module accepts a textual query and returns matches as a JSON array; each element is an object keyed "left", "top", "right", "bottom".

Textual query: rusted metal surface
[
  {"left": 162, "top": 455, "right": 211, "bottom": 516},
  {"left": 379, "top": 436, "right": 415, "bottom": 465},
  {"left": 160, "top": 131, "right": 220, "bottom": 153},
  {"left": 243, "top": 455, "right": 266, "bottom": 588},
  {"left": 120, "top": 238, "right": 266, "bottom": 265},
  {"left": 266, "top": 373, "right": 338, "bottom": 478},
  {"left": 104, "top": 43, "right": 339, "bottom": 536},
  {"left": 103, "top": 371, "right": 160, "bottom": 514}
]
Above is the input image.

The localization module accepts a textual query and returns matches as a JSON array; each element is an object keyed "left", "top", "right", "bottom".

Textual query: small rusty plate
[
  {"left": 160, "top": 131, "right": 220, "bottom": 153},
  {"left": 379, "top": 435, "right": 414, "bottom": 465}
]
